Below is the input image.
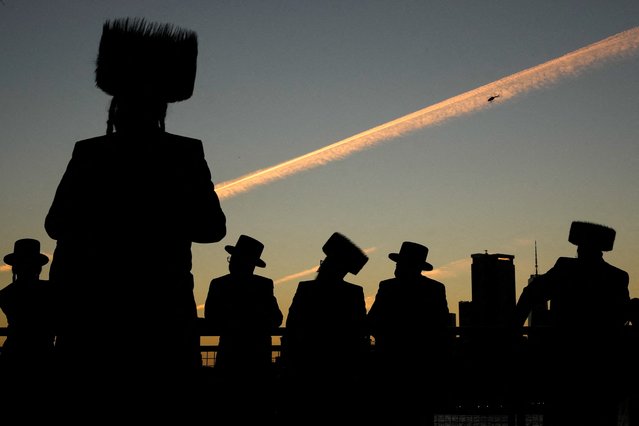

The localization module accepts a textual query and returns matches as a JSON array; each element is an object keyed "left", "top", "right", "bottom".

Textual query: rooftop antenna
[{"left": 534, "top": 240, "right": 539, "bottom": 276}]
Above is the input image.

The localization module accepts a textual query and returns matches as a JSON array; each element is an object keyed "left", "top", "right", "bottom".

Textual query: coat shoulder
[
  {"left": 378, "top": 278, "right": 395, "bottom": 287},
  {"left": 554, "top": 256, "right": 576, "bottom": 266},
  {"left": 296, "top": 280, "right": 314, "bottom": 291},
  {"left": 604, "top": 261, "right": 630, "bottom": 284},
  {"left": 423, "top": 276, "right": 446, "bottom": 289},
  {"left": 253, "top": 275, "right": 275, "bottom": 287},
  {"left": 72, "top": 135, "right": 111, "bottom": 153},
  {"left": 208, "top": 274, "right": 232, "bottom": 288},
  {"left": 163, "top": 132, "right": 202, "bottom": 144}
]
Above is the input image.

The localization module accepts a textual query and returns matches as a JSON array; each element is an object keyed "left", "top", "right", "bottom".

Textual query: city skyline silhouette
[{"left": 1, "top": 1, "right": 638, "bottom": 350}]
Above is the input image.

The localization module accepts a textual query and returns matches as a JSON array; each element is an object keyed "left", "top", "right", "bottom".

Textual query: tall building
[
  {"left": 458, "top": 300, "right": 475, "bottom": 327},
  {"left": 526, "top": 242, "right": 550, "bottom": 327},
  {"left": 457, "top": 253, "right": 517, "bottom": 404},
  {"left": 468, "top": 252, "right": 516, "bottom": 327}
]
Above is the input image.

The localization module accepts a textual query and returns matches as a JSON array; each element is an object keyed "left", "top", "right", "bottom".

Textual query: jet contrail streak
[
  {"left": 274, "top": 247, "right": 377, "bottom": 285},
  {"left": 215, "top": 27, "right": 639, "bottom": 200},
  {"left": 273, "top": 266, "right": 320, "bottom": 286}
]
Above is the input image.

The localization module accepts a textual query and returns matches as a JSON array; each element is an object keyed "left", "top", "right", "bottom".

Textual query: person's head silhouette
[
  {"left": 95, "top": 17, "right": 198, "bottom": 134},
  {"left": 3, "top": 238, "right": 49, "bottom": 282},
  {"left": 225, "top": 235, "right": 266, "bottom": 277},
  {"left": 317, "top": 232, "right": 368, "bottom": 281},
  {"left": 388, "top": 241, "right": 433, "bottom": 280},
  {"left": 568, "top": 221, "right": 616, "bottom": 263}
]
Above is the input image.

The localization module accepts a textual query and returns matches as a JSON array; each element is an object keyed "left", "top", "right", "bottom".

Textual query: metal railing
[{"left": 1, "top": 324, "right": 636, "bottom": 425}]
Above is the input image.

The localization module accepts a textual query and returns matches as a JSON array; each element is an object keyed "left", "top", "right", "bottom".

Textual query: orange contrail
[
  {"left": 195, "top": 249, "right": 376, "bottom": 311},
  {"left": 215, "top": 27, "right": 639, "bottom": 200},
  {"left": 274, "top": 247, "right": 377, "bottom": 285}
]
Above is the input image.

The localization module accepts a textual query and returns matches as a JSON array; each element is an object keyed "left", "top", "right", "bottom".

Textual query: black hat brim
[
  {"left": 3, "top": 253, "right": 49, "bottom": 267},
  {"left": 388, "top": 253, "right": 433, "bottom": 271},
  {"left": 225, "top": 245, "right": 266, "bottom": 268}
]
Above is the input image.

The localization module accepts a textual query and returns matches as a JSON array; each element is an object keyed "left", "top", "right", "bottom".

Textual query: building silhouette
[
  {"left": 526, "top": 242, "right": 550, "bottom": 327},
  {"left": 459, "top": 252, "right": 516, "bottom": 328}
]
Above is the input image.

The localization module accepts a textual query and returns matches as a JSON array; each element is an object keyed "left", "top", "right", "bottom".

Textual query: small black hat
[
  {"left": 322, "top": 232, "right": 368, "bottom": 275},
  {"left": 225, "top": 235, "right": 266, "bottom": 268},
  {"left": 568, "top": 221, "right": 616, "bottom": 252},
  {"left": 388, "top": 241, "right": 433, "bottom": 271},
  {"left": 3, "top": 238, "right": 49, "bottom": 267}
]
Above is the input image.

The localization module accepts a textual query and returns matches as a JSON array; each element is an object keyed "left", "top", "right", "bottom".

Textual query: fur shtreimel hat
[
  {"left": 322, "top": 232, "right": 369, "bottom": 275},
  {"left": 568, "top": 221, "right": 616, "bottom": 252},
  {"left": 95, "top": 17, "right": 198, "bottom": 103}
]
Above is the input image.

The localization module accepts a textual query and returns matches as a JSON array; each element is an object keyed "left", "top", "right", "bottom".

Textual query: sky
[{"left": 1, "top": 1, "right": 638, "bottom": 329}]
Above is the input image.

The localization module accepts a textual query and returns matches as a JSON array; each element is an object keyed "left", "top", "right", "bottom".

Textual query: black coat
[
  {"left": 0, "top": 278, "right": 56, "bottom": 367},
  {"left": 44, "top": 130, "right": 226, "bottom": 368},
  {"left": 367, "top": 275, "right": 450, "bottom": 367},
  {"left": 284, "top": 277, "right": 368, "bottom": 375},
  {"left": 205, "top": 273, "right": 282, "bottom": 372},
  {"left": 46, "top": 131, "right": 226, "bottom": 282},
  {"left": 514, "top": 256, "right": 630, "bottom": 400},
  {"left": 519, "top": 257, "right": 629, "bottom": 332}
]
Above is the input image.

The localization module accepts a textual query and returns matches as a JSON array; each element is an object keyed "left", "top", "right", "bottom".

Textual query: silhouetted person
[
  {"left": 0, "top": 238, "right": 57, "bottom": 420},
  {"left": 282, "top": 232, "right": 369, "bottom": 426},
  {"left": 513, "top": 221, "right": 629, "bottom": 426},
  {"left": 621, "top": 298, "right": 639, "bottom": 426},
  {"left": 367, "top": 241, "right": 451, "bottom": 426},
  {"left": 0, "top": 238, "right": 55, "bottom": 373},
  {"left": 44, "top": 18, "right": 226, "bottom": 406},
  {"left": 204, "top": 234, "right": 282, "bottom": 424}
]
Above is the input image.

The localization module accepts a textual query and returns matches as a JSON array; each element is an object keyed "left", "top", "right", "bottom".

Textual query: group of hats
[
  {"left": 224, "top": 232, "right": 434, "bottom": 275},
  {"left": 215, "top": 221, "right": 618, "bottom": 276},
  {"left": 224, "top": 232, "right": 372, "bottom": 273},
  {"left": 3, "top": 222, "right": 616, "bottom": 271},
  {"left": 225, "top": 232, "right": 372, "bottom": 274}
]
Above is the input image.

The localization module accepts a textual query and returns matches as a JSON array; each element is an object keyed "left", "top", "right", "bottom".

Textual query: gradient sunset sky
[{"left": 1, "top": 1, "right": 638, "bottom": 327}]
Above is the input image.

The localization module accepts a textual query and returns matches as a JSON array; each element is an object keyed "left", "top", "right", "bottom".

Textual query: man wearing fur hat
[
  {"left": 44, "top": 18, "right": 226, "bottom": 386},
  {"left": 282, "top": 232, "right": 369, "bottom": 425},
  {"left": 367, "top": 241, "right": 450, "bottom": 426},
  {"left": 513, "top": 221, "right": 630, "bottom": 426}
]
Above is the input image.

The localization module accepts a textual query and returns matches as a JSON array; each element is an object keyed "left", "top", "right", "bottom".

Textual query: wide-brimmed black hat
[
  {"left": 95, "top": 17, "right": 198, "bottom": 103},
  {"left": 225, "top": 235, "right": 266, "bottom": 268},
  {"left": 322, "top": 232, "right": 368, "bottom": 275},
  {"left": 568, "top": 221, "right": 616, "bottom": 252},
  {"left": 389, "top": 241, "right": 433, "bottom": 271},
  {"left": 3, "top": 238, "right": 49, "bottom": 267}
]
